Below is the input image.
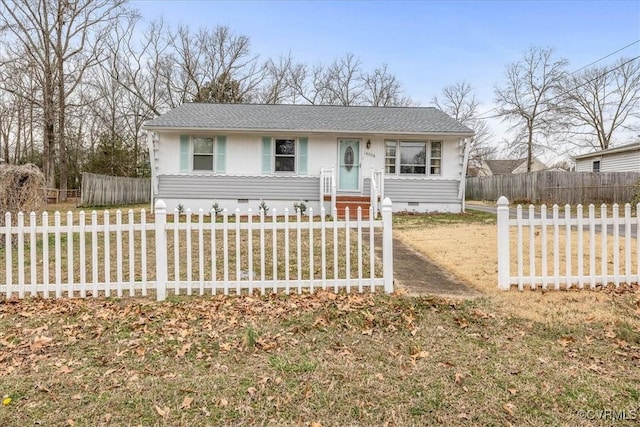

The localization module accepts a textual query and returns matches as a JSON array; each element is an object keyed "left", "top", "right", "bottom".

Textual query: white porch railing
[
  {"left": 497, "top": 196, "right": 640, "bottom": 291},
  {"left": 320, "top": 167, "right": 336, "bottom": 213},
  {"left": 1, "top": 199, "right": 395, "bottom": 300},
  {"left": 370, "top": 168, "right": 384, "bottom": 219}
]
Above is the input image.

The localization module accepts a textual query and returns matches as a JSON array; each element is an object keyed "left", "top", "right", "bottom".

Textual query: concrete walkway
[{"left": 391, "top": 237, "right": 483, "bottom": 299}]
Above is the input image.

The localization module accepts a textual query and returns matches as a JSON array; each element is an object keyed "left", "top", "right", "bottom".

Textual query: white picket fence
[
  {"left": 1, "top": 199, "right": 394, "bottom": 300},
  {"left": 497, "top": 196, "right": 640, "bottom": 290}
]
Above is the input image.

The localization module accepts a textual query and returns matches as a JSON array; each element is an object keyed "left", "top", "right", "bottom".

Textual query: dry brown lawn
[
  {"left": 1, "top": 209, "right": 639, "bottom": 426},
  {"left": 395, "top": 212, "right": 640, "bottom": 325}
]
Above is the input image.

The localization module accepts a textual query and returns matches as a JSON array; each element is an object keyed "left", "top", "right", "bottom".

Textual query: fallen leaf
[
  {"left": 247, "top": 387, "right": 257, "bottom": 396},
  {"left": 2, "top": 396, "right": 11, "bottom": 406},
  {"left": 311, "top": 422, "right": 323, "bottom": 427},
  {"left": 219, "top": 398, "right": 228, "bottom": 407},
  {"left": 503, "top": 403, "right": 515, "bottom": 416},
  {"left": 56, "top": 365, "right": 73, "bottom": 375},
  {"left": 558, "top": 336, "right": 574, "bottom": 347},
  {"left": 31, "top": 336, "right": 53, "bottom": 351},
  {"left": 72, "top": 394, "right": 82, "bottom": 400},
  {"left": 454, "top": 373, "right": 464, "bottom": 384},
  {"left": 154, "top": 404, "right": 169, "bottom": 417},
  {"left": 181, "top": 396, "right": 193, "bottom": 410},
  {"left": 177, "top": 342, "right": 192, "bottom": 358},
  {"left": 508, "top": 388, "right": 518, "bottom": 396}
]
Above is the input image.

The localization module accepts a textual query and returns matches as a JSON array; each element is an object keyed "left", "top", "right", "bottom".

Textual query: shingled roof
[
  {"left": 143, "top": 103, "right": 474, "bottom": 135},
  {"left": 484, "top": 159, "right": 526, "bottom": 175}
]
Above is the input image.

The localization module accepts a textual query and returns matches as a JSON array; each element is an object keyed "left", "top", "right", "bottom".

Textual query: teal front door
[{"left": 338, "top": 139, "right": 360, "bottom": 191}]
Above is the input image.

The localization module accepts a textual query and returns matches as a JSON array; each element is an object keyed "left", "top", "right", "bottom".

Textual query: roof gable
[
  {"left": 484, "top": 159, "right": 525, "bottom": 175},
  {"left": 143, "top": 103, "right": 474, "bottom": 135}
]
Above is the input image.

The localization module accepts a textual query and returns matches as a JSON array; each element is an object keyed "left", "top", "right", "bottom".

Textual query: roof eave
[
  {"left": 142, "top": 125, "right": 474, "bottom": 137},
  {"left": 574, "top": 147, "right": 640, "bottom": 160}
]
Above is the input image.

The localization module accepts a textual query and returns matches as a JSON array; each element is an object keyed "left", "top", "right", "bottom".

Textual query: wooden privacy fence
[
  {"left": 81, "top": 173, "right": 150, "bottom": 206},
  {"left": 1, "top": 199, "right": 394, "bottom": 300},
  {"left": 467, "top": 171, "right": 640, "bottom": 205},
  {"left": 497, "top": 196, "right": 640, "bottom": 291}
]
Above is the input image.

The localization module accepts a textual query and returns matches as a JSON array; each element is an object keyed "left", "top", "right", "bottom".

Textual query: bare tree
[
  {"left": 494, "top": 47, "right": 568, "bottom": 171},
  {"left": 557, "top": 57, "right": 640, "bottom": 151},
  {"left": 287, "top": 54, "right": 411, "bottom": 106},
  {"left": 0, "top": 0, "right": 126, "bottom": 198},
  {"left": 433, "top": 81, "right": 495, "bottom": 174},
  {"left": 363, "top": 64, "right": 412, "bottom": 106},
  {"left": 258, "top": 54, "right": 294, "bottom": 104}
]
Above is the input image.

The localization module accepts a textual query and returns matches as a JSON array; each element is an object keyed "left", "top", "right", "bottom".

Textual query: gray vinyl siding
[
  {"left": 602, "top": 151, "right": 640, "bottom": 171},
  {"left": 576, "top": 151, "right": 640, "bottom": 172},
  {"left": 574, "top": 159, "right": 593, "bottom": 172},
  {"left": 384, "top": 178, "right": 460, "bottom": 203},
  {"left": 158, "top": 174, "right": 319, "bottom": 200}
]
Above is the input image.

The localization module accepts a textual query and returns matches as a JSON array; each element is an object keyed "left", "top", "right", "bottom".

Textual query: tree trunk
[{"left": 57, "top": 2, "right": 67, "bottom": 201}]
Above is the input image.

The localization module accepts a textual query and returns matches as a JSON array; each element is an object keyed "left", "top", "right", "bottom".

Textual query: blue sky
[{"left": 131, "top": 0, "right": 640, "bottom": 152}]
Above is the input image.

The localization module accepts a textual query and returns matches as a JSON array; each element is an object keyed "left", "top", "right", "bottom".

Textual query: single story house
[
  {"left": 574, "top": 142, "right": 640, "bottom": 172},
  {"left": 143, "top": 103, "right": 474, "bottom": 217},
  {"left": 472, "top": 157, "right": 547, "bottom": 177}
]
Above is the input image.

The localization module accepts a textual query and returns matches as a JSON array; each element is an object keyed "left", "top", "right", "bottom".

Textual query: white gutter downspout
[
  {"left": 146, "top": 131, "right": 156, "bottom": 212},
  {"left": 458, "top": 137, "right": 471, "bottom": 213}
]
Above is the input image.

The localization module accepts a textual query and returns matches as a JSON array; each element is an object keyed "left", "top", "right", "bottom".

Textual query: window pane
[
  {"left": 275, "top": 157, "right": 295, "bottom": 172},
  {"left": 385, "top": 141, "right": 396, "bottom": 157},
  {"left": 430, "top": 159, "right": 441, "bottom": 175},
  {"left": 275, "top": 139, "right": 295, "bottom": 155},
  {"left": 193, "top": 137, "right": 214, "bottom": 154},
  {"left": 399, "top": 142, "right": 426, "bottom": 174},
  {"left": 193, "top": 155, "right": 213, "bottom": 170},
  {"left": 431, "top": 141, "right": 442, "bottom": 158}
]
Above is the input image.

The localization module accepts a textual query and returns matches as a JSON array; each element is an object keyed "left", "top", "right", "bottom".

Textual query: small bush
[
  {"left": 294, "top": 201, "right": 307, "bottom": 215},
  {"left": 211, "top": 203, "right": 223, "bottom": 215}
]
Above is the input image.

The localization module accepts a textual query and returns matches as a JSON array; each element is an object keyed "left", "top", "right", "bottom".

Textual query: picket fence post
[
  {"left": 382, "top": 197, "right": 394, "bottom": 294},
  {"left": 497, "top": 196, "right": 510, "bottom": 290},
  {"left": 154, "top": 199, "right": 168, "bottom": 301}
]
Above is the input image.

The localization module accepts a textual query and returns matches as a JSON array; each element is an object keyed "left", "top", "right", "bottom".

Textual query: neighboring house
[
  {"left": 574, "top": 142, "right": 640, "bottom": 172},
  {"left": 143, "top": 103, "right": 474, "bottom": 216},
  {"left": 473, "top": 157, "right": 547, "bottom": 177}
]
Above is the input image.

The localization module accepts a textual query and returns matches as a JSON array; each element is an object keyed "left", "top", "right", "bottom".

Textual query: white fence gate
[
  {"left": 1, "top": 199, "right": 394, "bottom": 300},
  {"left": 497, "top": 196, "right": 640, "bottom": 290}
]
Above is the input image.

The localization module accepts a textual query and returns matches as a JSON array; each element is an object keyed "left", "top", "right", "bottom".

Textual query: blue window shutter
[
  {"left": 179, "top": 135, "right": 190, "bottom": 172},
  {"left": 298, "top": 137, "right": 308, "bottom": 175},
  {"left": 216, "top": 136, "right": 226, "bottom": 173},
  {"left": 262, "top": 136, "right": 272, "bottom": 174}
]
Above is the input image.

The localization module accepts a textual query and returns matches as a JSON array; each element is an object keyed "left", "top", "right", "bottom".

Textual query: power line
[{"left": 475, "top": 40, "right": 640, "bottom": 120}]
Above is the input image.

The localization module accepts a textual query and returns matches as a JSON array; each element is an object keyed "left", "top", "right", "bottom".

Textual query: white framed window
[
  {"left": 193, "top": 137, "right": 214, "bottom": 171},
  {"left": 385, "top": 140, "right": 442, "bottom": 176},
  {"left": 385, "top": 140, "right": 397, "bottom": 174},
  {"left": 430, "top": 141, "right": 442, "bottom": 175},
  {"left": 275, "top": 138, "right": 296, "bottom": 172},
  {"left": 592, "top": 160, "right": 601, "bottom": 172}
]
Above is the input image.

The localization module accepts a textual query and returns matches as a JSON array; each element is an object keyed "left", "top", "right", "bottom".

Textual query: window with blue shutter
[
  {"left": 262, "top": 136, "right": 272, "bottom": 174},
  {"left": 179, "top": 135, "right": 190, "bottom": 172},
  {"left": 298, "top": 137, "right": 308, "bottom": 175},
  {"left": 216, "top": 136, "right": 226, "bottom": 173}
]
